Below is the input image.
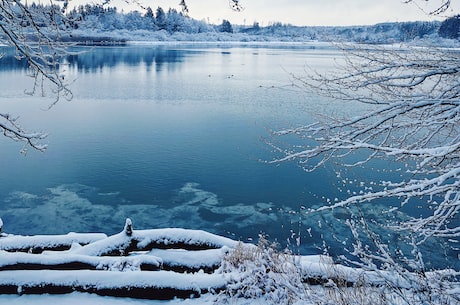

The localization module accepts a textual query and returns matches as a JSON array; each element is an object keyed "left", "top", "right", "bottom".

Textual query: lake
[{"left": 0, "top": 43, "right": 456, "bottom": 268}]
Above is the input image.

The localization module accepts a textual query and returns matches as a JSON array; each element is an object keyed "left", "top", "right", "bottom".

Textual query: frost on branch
[
  {"left": 178, "top": 0, "right": 189, "bottom": 15},
  {"left": 179, "top": 0, "right": 243, "bottom": 13},
  {"left": 0, "top": 113, "right": 48, "bottom": 153},
  {"left": 404, "top": 0, "right": 451, "bottom": 15},
  {"left": 228, "top": 0, "right": 244, "bottom": 12},
  {"left": 272, "top": 44, "right": 460, "bottom": 243}
]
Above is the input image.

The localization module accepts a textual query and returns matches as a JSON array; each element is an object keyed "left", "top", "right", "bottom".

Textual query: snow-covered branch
[
  {"left": 0, "top": 113, "right": 48, "bottom": 153},
  {"left": 177, "top": 0, "right": 243, "bottom": 15},
  {"left": 404, "top": 0, "right": 451, "bottom": 15},
  {"left": 272, "top": 44, "right": 460, "bottom": 242}
]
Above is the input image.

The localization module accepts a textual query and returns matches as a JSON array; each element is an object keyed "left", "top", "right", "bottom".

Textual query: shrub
[{"left": 215, "top": 235, "right": 309, "bottom": 305}]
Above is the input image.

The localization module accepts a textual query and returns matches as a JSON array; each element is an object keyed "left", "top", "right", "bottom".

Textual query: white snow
[
  {"left": 148, "top": 248, "right": 226, "bottom": 269},
  {"left": 134, "top": 228, "right": 238, "bottom": 250},
  {"left": 70, "top": 228, "right": 238, "bottom": 257},
  {"left": 0, "top": 224, "right": 237, "bottom": 297}
]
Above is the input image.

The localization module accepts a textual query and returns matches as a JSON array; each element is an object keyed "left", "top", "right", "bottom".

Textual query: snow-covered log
[
  {"left": 70, "top": 228, "right": 238, "bottom": 257},
  {"left": 0, "top": 270, "right": 226, "bottom": 299},
  {"left": 0, "top": 219, "right": 235, "bottom": 299}
]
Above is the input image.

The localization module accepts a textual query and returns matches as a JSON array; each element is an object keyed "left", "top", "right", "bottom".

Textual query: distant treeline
[
  {"left": 240, "top": 21, "right": 442, "bottom": 43},
  {"left": 66, "top": 5, "right": 216, "bottom": 34},
  {"left": 12, "top": 3, "right": 460, "bottom": 43}
]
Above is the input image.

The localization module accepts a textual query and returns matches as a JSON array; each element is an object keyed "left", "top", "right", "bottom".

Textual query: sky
[{"left": 107, "top": 0, "right": 460, "bottom": 26}]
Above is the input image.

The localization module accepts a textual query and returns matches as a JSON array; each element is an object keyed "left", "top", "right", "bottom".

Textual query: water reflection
[
  {"left": 0, "top": 46, "right": 200, "bottom": 73},
  {"left": 0, "top": 48, "right": 30, "bottom": 70},
  {"left": 0, "top": 43, "right": 337, "bottom": 73}
]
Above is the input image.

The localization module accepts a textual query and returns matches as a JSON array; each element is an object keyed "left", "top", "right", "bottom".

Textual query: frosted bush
[{"left": 215, "top": 235, "right": 309, "bottom": 305}]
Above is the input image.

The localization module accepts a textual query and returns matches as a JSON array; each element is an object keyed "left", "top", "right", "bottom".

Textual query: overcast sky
[{"left": 116, "top": 0, "right": 457, "bottom": 26}]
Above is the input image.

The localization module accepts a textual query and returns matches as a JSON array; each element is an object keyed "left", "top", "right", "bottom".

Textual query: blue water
[{"left": 0, "top": 44, "right": 456, "bottom": 269}]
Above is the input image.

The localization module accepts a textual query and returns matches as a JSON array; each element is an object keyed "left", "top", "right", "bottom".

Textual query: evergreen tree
[
  {"left": 439, "top": 15, "right": 460, "bottom": 39},
  {"left": 220, "top": 19, "right": 233, "bottom": 33},
  {"left": 155, "top": 7, "right": 166, "bottom": 30},
  {"left": 144, "top": 7, "right": 157, "bottom": 31},
  {"left": 145, "top": 7, "right": 154, "bottom": 19},
  {"left": 166, "top": 8, "right": 184, "bottom": 33}
]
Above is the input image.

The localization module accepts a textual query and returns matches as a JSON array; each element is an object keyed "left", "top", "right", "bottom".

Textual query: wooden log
[
  {"left": 0, "top": 233, "right": 107, "bottom": 254},
  {"left": 0, "top": 252, "right": 161, "bottom": 272},
  {"left": 0, "top": 270, "right": 226, "bottom": 300},
  {"left": 4, "top": 284, "right": 203, "bottom": 299},
  {"left": 71, "top": 228, "right": 237, "bottom": 257}
]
